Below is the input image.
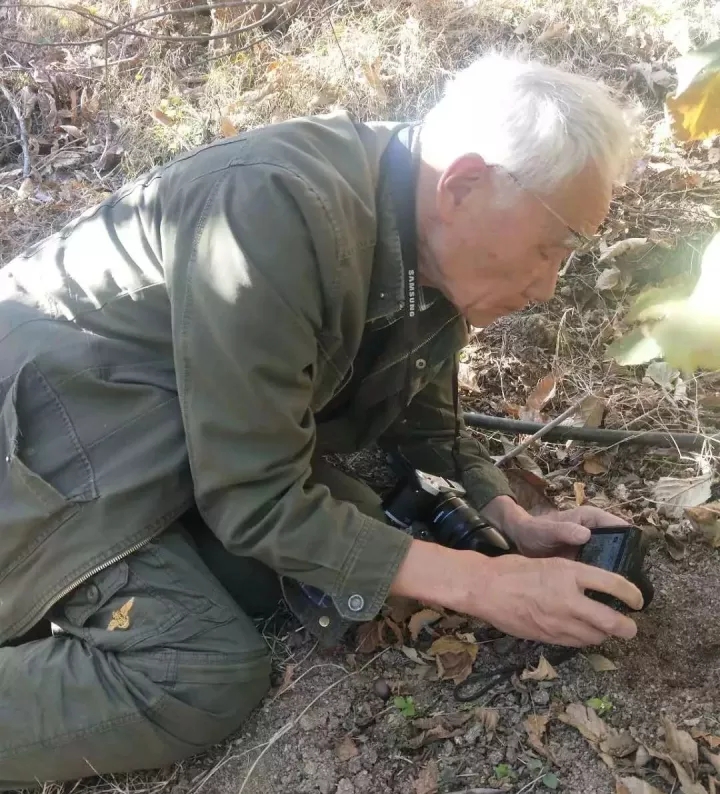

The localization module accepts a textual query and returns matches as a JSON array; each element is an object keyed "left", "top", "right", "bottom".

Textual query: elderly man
[{"left": 0, "top": 53, "right": 643, "bottom": 785}]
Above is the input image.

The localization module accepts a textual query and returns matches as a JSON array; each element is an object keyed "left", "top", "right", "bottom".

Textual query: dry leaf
[
  {"left": 520, "top": 373, "right": 557, "bottom": 422},
  {"left": 361, "top": 58, "right": 388, "bottom": 102},
  {"left": 435, "top": 651, "right": 473, "bottom": 684},
  {"left": 537, "top": 20, "right": 567, "bottom": 42},
  {"left": 664, "top": 717, "right": 699, "bottom": 770},
  {"left": 665, "top": 531, "right": 688, "bottom": 561},
  {"left": 574, "top": 481, "right": 586, "bottom": 506},
  {"left": 335, "top": 735, "right": 359, "bottom": 762},
  {"left": 17, "top": 177, "right": 34, "bottom": 200},
  {"left": 356, "top": 620, "right": 383, "bottom": 653},
  {"left": 385, "top": 596, "right": 420, "bottom": 624},
  {"left": 597, "top": 237, "right": 650, "bottom": 264},
  {"left": 150, "top": 108, "right": 174, "bottom": 126},
  {"left": 617, "top": 778, "right": 665, "bottom": 794},
  {"left": 703, "top": 748, "right": 720, "bottom": 776},
  {"left": 504, "top": 468, "right": 556, "bottom": 514},
  {"left": 586, "top": 653, "right": 618, "bottom": 672},
  {"left": 686, "top": 504, "right": 720, "bottom": 548},
  {"left": 58, "top": 124, "right": 84, "bottom": 139},
  {"left": 437, "top": 614, "right": 468, "bottom": 631},
  {"left": 645, "top": 361, "right": 680, "bottom": 389},
  {"left": 408, "top": 609, "right": 442, "bottom": 641},
  {"left": 524, "top": 713, "right": 553, "bottom": 758},
  {"left": 413, "top": 760, "right": 439, "bottom": 794},
  {"left": 565, "top": 395, "right": 605, "bottom": 429},
  {"left": 278, "top": 663, "right": 296, "bottom": 694},
  {"left": 514, "top": 10, "right": 544, "bottom": 35},
  {"left": 636, "top": 745, "right": 653, "bottom": 769},
  {"left": 384, "top": 617, "right": 405, "bottom": 648},
  {"left": 558, "top": 702, "right": 608, "bottom": 744},
  {"left": 691, "top": 730, "right": 720, "bottom": 749},
  {"left": 584, "top": 456, "right": 608, "bottom": 475},
  {"left": 653, "top": 473, "right": 712, "bottom": 518},
  {"left": 401, "top": 645, "right": 430, "bottom": 665},
  {"left": 219, "top": 116, "right": 238, "bottom": 138},
  {"left": 596, "top": 266, "right": 622, "bottom": 291},
  {"left": 474, "top": 707, "right": 499, "bottom": 732},
  {"left": 458, "top": 360, "right": 478, "bottom": 392},
  {"left": 521, "top": 654, "right": 559, "bottom": 682},
  {"left": 427, "top": 635, "right": 477, "bottom": 684},
  {"left": 601, "top": 732, "right": 639, "bottom": 758}
]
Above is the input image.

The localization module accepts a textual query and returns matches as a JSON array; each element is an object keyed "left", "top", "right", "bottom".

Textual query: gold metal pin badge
[{"left": 107, "top": 597, "right": 135, "bottom": 631}]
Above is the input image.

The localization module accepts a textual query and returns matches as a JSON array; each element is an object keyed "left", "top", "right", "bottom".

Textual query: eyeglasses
[{"left": 503, "top": 169, "right": 598, "bottom": 250}]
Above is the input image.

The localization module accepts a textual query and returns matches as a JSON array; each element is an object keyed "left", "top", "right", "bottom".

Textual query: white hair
[{"left": 422, "top": 53, "right": 636, "bottom": 193}]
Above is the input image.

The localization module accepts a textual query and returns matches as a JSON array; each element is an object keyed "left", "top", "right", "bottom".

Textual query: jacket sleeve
[
  {"left": 171, "top": 163, "right": 411, "bottom": 623},
  {"left": 379, "top": 355, "right": 516, "bottom": 509}
]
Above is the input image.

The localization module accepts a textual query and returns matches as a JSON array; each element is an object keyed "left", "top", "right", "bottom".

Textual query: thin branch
[
  {"left": 238, "top": 648, "right": 389, "bottom": 794},
  {"left": 0, "top": 0, "right": 310, "bottom": 48},
  {"left": 0, "top": 84, "right": 30, "bottom": 178},
  {"left": 494, "top": 397, "right": 588, "bottom": 465}
]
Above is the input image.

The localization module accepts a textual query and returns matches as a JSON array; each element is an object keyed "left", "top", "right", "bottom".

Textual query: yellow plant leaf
[
  {"left": 666, "top": 39, "right": 720, "bottom": 141},
  {"left": 219, "top": 116, "right": 238, "bottom": 138}
]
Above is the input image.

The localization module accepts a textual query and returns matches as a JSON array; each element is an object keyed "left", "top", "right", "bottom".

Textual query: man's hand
[
  {"left": 480, "top": 495, "right": 627, "bottom": 558},
  {"left": 390, "top": 539, "right": 643, "bottom": 647}
]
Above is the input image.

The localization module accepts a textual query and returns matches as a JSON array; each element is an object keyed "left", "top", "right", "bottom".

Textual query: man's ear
[{"left": 436, "top": 153, "right": 489, "bottom": 220}]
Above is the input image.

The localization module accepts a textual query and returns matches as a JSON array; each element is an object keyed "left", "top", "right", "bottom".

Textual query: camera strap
[
  {"left": 384, "top": 124, "right": 421, "bottom": 411},
  {"left": 384, "top": 125, "right": 463, "bottom": 480}
]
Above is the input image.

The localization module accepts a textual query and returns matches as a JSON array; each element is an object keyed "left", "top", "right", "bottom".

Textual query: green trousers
[{"left": 0, "top": 459, "right": 385, "bottom": 789}]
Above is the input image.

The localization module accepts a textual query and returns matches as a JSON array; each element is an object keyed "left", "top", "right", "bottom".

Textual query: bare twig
[
  {"left": 0, "top": 0, "right": 310, "bottom": 48},
  {"left": 494, "top": 396, "right": 588, "bottom": 465},
  {"left": 238, "top": 648, "right": 390, "bottom": 794},
  {"left": 0, "top": 83, "right": 30, "bottom": 178}
]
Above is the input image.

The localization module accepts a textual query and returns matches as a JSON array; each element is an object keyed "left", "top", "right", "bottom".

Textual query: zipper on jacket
[{"left": 9, "top": 533, "right": 160, "bottom": 643}]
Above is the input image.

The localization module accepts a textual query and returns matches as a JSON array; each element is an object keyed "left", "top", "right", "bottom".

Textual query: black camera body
[{"left": 382, "top": 468, "right": 653, "bottom": 612}]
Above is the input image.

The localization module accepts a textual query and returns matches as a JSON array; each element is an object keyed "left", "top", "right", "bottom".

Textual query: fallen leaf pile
[
  {"left": 559, "top": 705, "right": 720, "bottom": 794},
  {"left": 355, "top": 597, "right": 485, "bottom": 684}
]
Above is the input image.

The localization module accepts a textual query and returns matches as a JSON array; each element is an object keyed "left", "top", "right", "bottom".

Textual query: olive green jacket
[{"left": 0, "top": 110, "right": 513, "bottom": 645}]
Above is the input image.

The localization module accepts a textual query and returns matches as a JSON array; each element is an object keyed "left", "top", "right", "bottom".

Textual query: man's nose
[{"left": 527, "top": 268, "right": 559, "bottom": 303}]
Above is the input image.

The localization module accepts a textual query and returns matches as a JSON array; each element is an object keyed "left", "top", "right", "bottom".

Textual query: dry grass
[{"left": 2, "top": 0, "right": 720, "bottom": 790}]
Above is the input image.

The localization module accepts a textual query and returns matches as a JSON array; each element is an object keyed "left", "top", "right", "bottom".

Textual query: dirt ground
[{"left": 1, "top": 0, "right": 720, "bottom": 792}]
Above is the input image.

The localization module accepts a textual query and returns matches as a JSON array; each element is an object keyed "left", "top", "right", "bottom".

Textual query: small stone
[
  {"left": 373, "top": 678, "right": 391, "bottom": 701},
  {"left": 363, "top": 746, "right": 378, "bottom": 766},
  {"left": 354, "top": 771, "right": 372, "bottom": 794},
  {"left": 493, "top": 636, "right": 517, "bottom": 655},
  {"left": 462, "top": 723, "right": 485, "bottom": 745},
  {"left": 347, "top": 758, "right": 362, "bottom": 775},
  {"left": 335, "top": 779, "right": 355, "bottom": 794},
  {"left": 533, "top": 689, "right": 551, "bottom": 706},
  {"left": 488, "top": 749, "right": 504, "bottom": 766}
]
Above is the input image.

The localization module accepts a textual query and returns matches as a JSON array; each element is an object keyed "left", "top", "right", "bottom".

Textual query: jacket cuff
[
  {"left": 330, "top": 515, "right": 413, "bottom": 622},
  {"left": 462, "top": 461, "right": 516, "bottom": 510}
]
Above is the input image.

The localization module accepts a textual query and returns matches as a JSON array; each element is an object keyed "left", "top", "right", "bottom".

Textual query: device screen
[{"left": 578, "top": 530, "right": 627, "bottom": 571}]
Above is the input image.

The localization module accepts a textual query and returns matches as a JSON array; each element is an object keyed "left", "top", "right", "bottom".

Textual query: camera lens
[{"left": 429, "top": 495, "right": 506, "bottom": 555}]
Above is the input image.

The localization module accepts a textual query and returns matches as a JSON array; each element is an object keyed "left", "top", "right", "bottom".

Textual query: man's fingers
[
  {"left": 573, "top": 596, "right": 638, "bottom": 641},
  {"left": 548, "top": 520, "right": 591, "bottom": 546},
  {"left": 577, "top": 564, "right": 645, "bottom": 611}
]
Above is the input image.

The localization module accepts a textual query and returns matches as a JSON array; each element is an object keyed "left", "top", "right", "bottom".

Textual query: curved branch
[{"left": 0, "top": 0, "right": 309, "bottom": 47}]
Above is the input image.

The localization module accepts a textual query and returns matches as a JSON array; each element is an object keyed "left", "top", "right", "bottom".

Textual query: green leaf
[
  {"left": 542, "top": 772, "right": 560, "bottom": 790},
  {"left": 605, "top": 329, "right": 662, "bottom": 366},
  {"left": 393, "top": 695, "right": 416, "bottom": 718},
  {"left": 494, "top": 763, "right": 512, "bottom": 779},
  {"left": 587, "top": 696, "right": 614, "bottom": 716}
]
